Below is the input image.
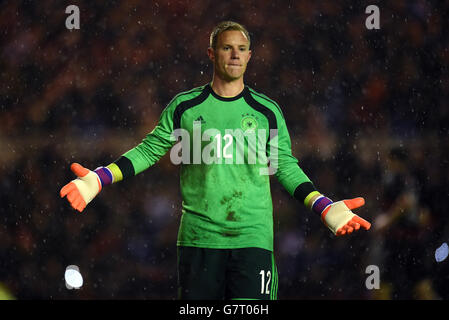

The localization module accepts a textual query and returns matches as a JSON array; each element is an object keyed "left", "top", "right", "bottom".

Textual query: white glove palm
[
  {"left": 60, "top": 163, "right": 102, "bottom": 212},
  {"left": 321, "top": 197, "right": 371, "bottom": 236}
]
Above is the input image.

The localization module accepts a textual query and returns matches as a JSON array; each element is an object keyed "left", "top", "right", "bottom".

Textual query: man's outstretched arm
[
  {"left": 269, "top": 101, "right": 371, "bottom": 236},
  {"left": 60, "top": 95, "right": 179, "bottom": 212}
]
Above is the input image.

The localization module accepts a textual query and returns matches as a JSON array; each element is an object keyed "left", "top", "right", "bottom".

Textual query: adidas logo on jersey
[{"left": 194, "top": 116, "right": 206, "bottom": 124}]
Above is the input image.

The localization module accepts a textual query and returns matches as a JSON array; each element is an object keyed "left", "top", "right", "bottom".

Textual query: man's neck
[{"left": 210, "top": 76, "right": 245, "bottom": 98}]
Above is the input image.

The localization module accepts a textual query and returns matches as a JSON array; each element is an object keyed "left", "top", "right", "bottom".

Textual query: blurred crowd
[{"left": 0, "top": 0, "right": 448, "bottom": 299}]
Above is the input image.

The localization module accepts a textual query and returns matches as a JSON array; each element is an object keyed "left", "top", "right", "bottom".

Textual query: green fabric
[{"left": 122, "top": 84, "right": 312, "bottom": 251}]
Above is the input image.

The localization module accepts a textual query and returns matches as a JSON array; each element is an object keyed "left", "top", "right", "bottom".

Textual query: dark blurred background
[{"left": 1, "top": 0, "right": 448, "bottom": 299}]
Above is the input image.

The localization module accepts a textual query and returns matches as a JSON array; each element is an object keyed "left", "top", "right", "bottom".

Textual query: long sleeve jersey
[{"left": 110, "top": 83, "right": 316, "bottom": 251}]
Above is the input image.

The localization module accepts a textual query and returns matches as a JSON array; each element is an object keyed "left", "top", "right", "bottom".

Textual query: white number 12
[{"left": 259, "top": 270, "right": 271, "bottom": 294}]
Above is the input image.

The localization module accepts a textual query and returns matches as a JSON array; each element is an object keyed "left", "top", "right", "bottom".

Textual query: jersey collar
[{"left": 207, "top": 83, "right": 248, "bottom": 102}]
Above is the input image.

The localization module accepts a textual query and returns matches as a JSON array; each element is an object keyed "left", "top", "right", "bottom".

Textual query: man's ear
[
  {"left": 247, "top": 49, "right": 252, "bottom": 63},
  {"left": 207, "top": 47, "right": 215, "bottom": 62}
]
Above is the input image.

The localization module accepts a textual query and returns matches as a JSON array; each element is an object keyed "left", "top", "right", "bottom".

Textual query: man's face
[{"left": 208, "top": 30, "right": 252, "bottom": 82}]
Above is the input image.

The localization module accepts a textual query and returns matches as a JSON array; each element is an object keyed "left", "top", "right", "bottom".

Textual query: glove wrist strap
[
  {"left": 311, "top": 195, "right": 333, "bottom": 216},
  {"left": 94, "top": 167, "right": 113, "bottom": 187}
]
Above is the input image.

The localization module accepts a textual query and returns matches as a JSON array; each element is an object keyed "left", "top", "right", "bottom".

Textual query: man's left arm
[{"left": 270, "top": 107, "right": 371, "bottom": 236}]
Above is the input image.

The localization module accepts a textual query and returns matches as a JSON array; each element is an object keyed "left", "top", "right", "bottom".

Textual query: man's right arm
[
  {"left": 108, "top": 101, "right": 177, "bottom": 181},
  {"left": 60, "top": 99, "right": 178, "bottom": 212}
]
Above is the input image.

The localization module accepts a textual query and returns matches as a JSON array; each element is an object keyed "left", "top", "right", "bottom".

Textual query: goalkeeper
[{"left": 60, "top": 21, "right": 371, "bottom": 300}]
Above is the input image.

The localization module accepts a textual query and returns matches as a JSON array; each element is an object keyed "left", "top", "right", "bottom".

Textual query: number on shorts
[{"left": 259, "top": 270, "right": 271, "bottom": 294}]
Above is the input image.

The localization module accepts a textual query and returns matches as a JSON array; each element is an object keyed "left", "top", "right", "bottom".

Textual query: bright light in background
[
  {"left": 65, "top": 265, "right": 83, "bottom": 289},
  {"left": 435, "top": 243, "right": 449, "bottom": 263}
]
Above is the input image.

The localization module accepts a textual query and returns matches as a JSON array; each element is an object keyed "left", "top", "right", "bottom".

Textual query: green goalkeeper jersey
[{"left": 113, "top": 83, "right": 316, "bottom": 251}]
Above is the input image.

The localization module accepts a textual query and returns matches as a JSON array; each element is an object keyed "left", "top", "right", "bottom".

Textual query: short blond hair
[{"left": 209, "top": 21, "right": 251, "bottom": 49}]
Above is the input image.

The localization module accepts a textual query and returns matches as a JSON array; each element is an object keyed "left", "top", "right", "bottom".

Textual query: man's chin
[{"left": 223, "top": 73, "right": 244, "bottom": 82}]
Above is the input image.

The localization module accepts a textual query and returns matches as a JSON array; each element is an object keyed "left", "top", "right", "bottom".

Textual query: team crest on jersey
[{"left": 240, "top": 113, "right": 258, "bottom": 133}]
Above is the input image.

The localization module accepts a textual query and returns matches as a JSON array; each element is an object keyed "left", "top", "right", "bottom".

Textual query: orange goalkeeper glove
[
  {"left": 60, "top": 163, "right": 110, "bottom": 212},
  {"left": 312, "top": 196, "right": 371, "bottom": 236}
]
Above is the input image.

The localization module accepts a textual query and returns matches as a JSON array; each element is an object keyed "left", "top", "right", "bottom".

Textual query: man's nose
[{"left": 231, "top": 49, "right": 240, "bottom": 59}]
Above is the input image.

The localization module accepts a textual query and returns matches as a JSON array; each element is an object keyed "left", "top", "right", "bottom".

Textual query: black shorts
[{"left": 177, "top": 246, "right": 278, "bottom": 300}]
